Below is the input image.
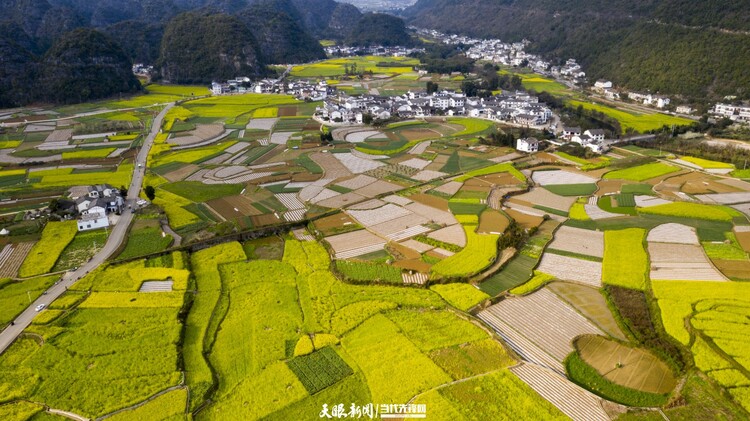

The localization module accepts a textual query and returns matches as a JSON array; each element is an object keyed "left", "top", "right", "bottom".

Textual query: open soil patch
[{"left": 575, "top": 335, "right": 677, "bottom": 394}]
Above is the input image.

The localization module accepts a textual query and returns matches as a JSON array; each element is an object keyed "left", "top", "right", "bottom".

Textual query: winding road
[{"left": 0, "top": 103, "right": 174, "bottom": 355}]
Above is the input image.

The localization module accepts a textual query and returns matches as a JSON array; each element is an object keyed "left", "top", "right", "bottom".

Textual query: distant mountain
[
  {"left": 404, "top": 0, "right": 750, "bottom": 100},
  {"left": 347, "top": 12, "right": 415, "bottom": 47},
  {"left": 0, "top": 0, "right": 421, "bottom": 106},
  {"left": 38, "top": 28, "right": 141, "bottom": 104},
  {"left": 237, "top": 0, "right": 326, "bottom": 64},
  {"left": 104, "top": 20, "right": 165, "bottom": 65},
  {"left": 158, "top": 12, "right": 264, "bottom": 83}
]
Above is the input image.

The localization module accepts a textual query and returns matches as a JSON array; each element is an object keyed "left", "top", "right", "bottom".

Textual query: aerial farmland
[{"left": 1, "top": 69, "right": 750, "bottom": 421}]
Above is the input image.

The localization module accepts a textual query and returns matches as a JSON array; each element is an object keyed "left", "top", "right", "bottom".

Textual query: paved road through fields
[{"left": 0, "top": 103, "right": 174, "bottom": 354}]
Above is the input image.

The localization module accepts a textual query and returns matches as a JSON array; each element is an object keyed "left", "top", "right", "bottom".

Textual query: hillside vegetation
[{"left": 404, "top": 0, "right": 750, "bottom": 100}]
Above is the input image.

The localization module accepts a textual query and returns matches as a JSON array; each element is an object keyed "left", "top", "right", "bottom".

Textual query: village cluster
[{"left": 317, "top": 89, "right": 553, "bottom": 126}]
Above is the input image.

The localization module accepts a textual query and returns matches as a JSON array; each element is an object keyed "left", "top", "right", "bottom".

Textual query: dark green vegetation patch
[
  {"left": 286, "top": 347, "right": 354, "bottom": 394},
  {"left": 543, "top": 183, "right": 598, "bottom": 197}
]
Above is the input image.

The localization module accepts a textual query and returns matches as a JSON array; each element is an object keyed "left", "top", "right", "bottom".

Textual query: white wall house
[
  {"left": 77, "top": 212, "right": 109, "bottom": 232},
  {"left": 584, "top": 129, "right": 606, "bottom": 142},
  {"left": 517, "top": 137, "right": 540, "bottom": 153}
]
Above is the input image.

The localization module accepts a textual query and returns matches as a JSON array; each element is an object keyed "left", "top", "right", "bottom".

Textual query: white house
[
  {"left": 676, "top": 105, "right": 694, "bottom": 115},
  {"left": 562, "top": 126, "right": 582, "bottom": 139},
  {"left": 594, "top": 80, "right": 613, "bottom": 90},
  {"left": 584, "top": 129, "right": 606, "bottom": 142},
  {"left": 517, "top": 137, "right": 540, "bottom": 153},
  {"left": 77, "top": 212, "right": 109, "bottom": 232}
]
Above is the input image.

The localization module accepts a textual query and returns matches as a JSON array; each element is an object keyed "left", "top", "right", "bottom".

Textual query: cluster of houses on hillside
[
  {"left": 414, "top": 28, "right": 586, "bottom": 82},
  {"left": 323, "top": 45, "right": 425, "bottom": 57},
  {"left": 712, "top": 103, "right": 750, "bottom": 123},
  {"left": 515, "top": 128, "right": 609, "bottom": 155},
  {"left": 211, "top": 78, "right": 336, "bottom": 100},
  {"left": 316, "top": 90, "right": 553, "bottom": 126},
  {"left": 559, "top": 126, "right": 609, "bottom": 154},
  {"left": 593, "top": 80, "right": 673, "bottom": 110}
]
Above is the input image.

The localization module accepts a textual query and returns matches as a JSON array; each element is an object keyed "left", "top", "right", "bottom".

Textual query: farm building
[
  {"left": 77, "top": 212, "right": 109, "bottom": 232},
  {"left": 517, "top": 137, "right": 540, "bottom": 153}
]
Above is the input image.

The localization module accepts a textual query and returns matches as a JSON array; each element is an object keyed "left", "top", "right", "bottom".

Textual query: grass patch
[
  {"left": 603, "top": 162, "right": 679, "bottom": 181},
  {"left": 598, "top": 196, "right": 638, "bottom": 216},
  {"left": 448, "top": 201, "right": 487, "bottom": 216},
  {"left": 334, "top": 260, "right": 402, "bottom": 284},
  {"left": 118, "top": 224, "right": 172, "bottom": 260},
  {"left": 286, "top": 347, "right": 353, "bottom": 395},
  {"left": 543, "top": 183, "right": 597, "bottom": 196}
]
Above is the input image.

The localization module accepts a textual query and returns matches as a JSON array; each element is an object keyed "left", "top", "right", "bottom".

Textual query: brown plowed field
[{"left": 576, "top": 335, "right": 677, "bottom": 394}]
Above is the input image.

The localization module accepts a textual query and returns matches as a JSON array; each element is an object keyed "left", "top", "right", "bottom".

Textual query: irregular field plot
[
  {"left": 479, "top": 288, "right": 603, "bottom": 364},
  {"left": 547, "top": 226, "right": 604, "bottom": 258},
  {"left": 648, "top": 243, "right": 726, "bottom": 281},
  {"left": 602, "top": 229, "right": 648, "bottom": 290},
  {"left": 576, "top": 335, "right": 676, "bottom": 394},
  {"left": 603, "top": 162, "right": 679, "bottom": 181},
  {"left": 537, "top": 253, "right": 602, "bottom": 287},
  {"left": 0, "top": 307, "right": 182, "bottom": 418},
  {"left": 548, "top": 282, "right": 625, "bottom": 340},
  {"left": 532, "top": 169, "right": 598, "bottom": 185},
  {"left": 287, "top": 347, "right": 353, "bottom": 394},
  {"left": 341, "top": 314, "right": 451, "bottom": 404}
]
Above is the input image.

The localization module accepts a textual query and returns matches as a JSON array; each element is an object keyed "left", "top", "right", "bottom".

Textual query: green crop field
[
  {"left": 681, "top": 156, "right": 734, "bottom": 169},
  {"left": 567, "top": 100, "right": 694, "bottom": 132},
  {"left": 61, "top": 148, "right": 117, "bottom": 160},
  {"left": 431, "top": 227, "right": 499, "bottom": 279},
  {"left": 639, "top": 202, "right": 741, "bottom": 222},
  {"left": 543, "top": 183, "right": 598, "bottom": 196},
  {"left": 286, "top": 347, "right": 354, "bottom": 394},
  {"left": 52, "top": 228, "right": 109, "bottom": 271},
  {"left": 160, "top": 181, "right": 244, "bottom": 202},
  {"left": 509, "top": 271, "right": 555, "bottom": 295},
  {"left": 0, "top": 303, "right": 182, "bottom": 418},
  {"left": 18, "top": 221, "right": 78, "bottom": 277},
  {"left": 0, "top": 275, "right": 57, "bottom": 326},
  {"left": 118, "top": 220, "right": 173, "bottom": 260},
  {"left": 521, "top": 75, "right": 572, "bottom": 96},
  {"left": 653, "top": 280, "right": 750, "bottom": 411},
  {"left": 602, "top": 229, "right": 648, "bottom": 290},
  {"left": 335, "top": 260, "right": 402, "bottom": 284},
  {"left": 290, "top": 56, "right": 418, "bottom": 77},
  {"left": 603, "top": 162, "right": 679, "bottom": 181},
  {"left": 447, "top": 117, "right": 496, "bottom": 137},
  {"left": 429, "top": 283, "right": 489, "bottom": 311},
  {"left": 455, "top": 162, "right": 526, "bottom": 182}
]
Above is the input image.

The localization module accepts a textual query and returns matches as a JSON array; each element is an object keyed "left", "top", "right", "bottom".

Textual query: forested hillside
[
  {"left": 158, "top": 12, "right": 265, "bottom": 83},
  {"left": 404, "top": 0, "right": 750, "bottom": 100},
  {"left": 0, "top": 0, "right": 421, "bottom": 106}
]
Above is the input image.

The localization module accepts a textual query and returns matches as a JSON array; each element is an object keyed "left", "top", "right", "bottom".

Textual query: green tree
[{"left": 144, "top": 185, "right": 156, "bottom": 201}]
